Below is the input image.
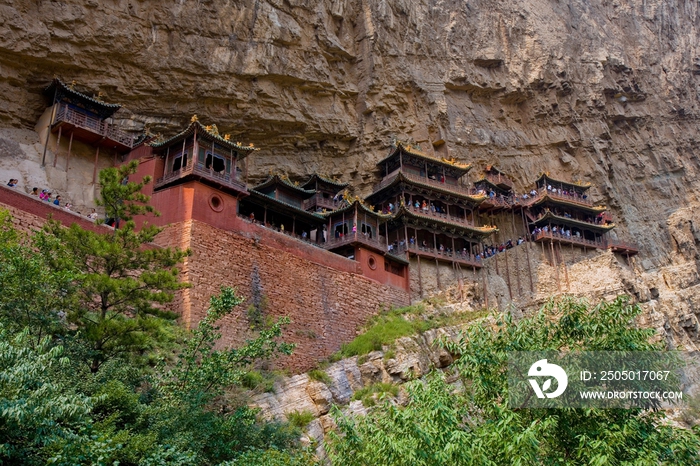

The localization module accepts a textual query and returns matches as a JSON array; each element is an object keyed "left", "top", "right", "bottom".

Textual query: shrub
[
  {"left": 286, "top": 410, "right": 315, "bottom": 429},
  {"left": 308, "top": 369, "right": 332, "bottom": 385}
]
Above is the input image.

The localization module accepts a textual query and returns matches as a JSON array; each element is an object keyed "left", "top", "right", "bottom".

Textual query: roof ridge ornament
[{"left": 191, "top": 114, "right": 198, "bottom": 123}]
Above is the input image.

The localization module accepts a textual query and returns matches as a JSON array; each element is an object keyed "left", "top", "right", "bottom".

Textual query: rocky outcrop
[{"left": 251, "top": 324, "right": 462, "bottom": 454}]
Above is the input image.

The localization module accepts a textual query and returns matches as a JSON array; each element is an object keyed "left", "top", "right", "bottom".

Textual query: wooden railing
[
  {"left": 322, "top": 232, "right": 387, "bottom": 251},
  {"left": 155, "top": 160, "right": 247, "bottom": 192},
  {"left": 302, "top": 193, "right": 343, "bottom": 212},
  {"left": 406, "top": 243, "right": 483, "bottom": 267},
  {"left": 532, "top": 230, "right": 604, "bottom": 248},
  {"left": 373, "top": 169, "right": 479, "bottom": 198},
  {"left": 405, "top": 205, "right": 476, "bottom": 227},
  {"left": 54, "top": 105, "right": 135, "bottom": 148},
  {"left": 485, "top": 172, "right": 514, "bottom": 189},
  {"left": 520, "top": 187, "right": 596, "bottom": 208}
]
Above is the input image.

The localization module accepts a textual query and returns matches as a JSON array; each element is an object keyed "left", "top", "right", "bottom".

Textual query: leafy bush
[
  {"left": 351, "top": 382, "right": 399, "bottom": 407},
  {"left": 308, "top": 369, "right": 332, "bottom": 385},
  {"left": 286, "top": 410, "right": 315, "bottom": 428}
]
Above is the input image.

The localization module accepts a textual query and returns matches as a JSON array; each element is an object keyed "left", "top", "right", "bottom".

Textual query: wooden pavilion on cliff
[
  {"left": 474, "top": 166, "right": 516, "bottom": 212},
  {"left": 300, "top": 173, "right": 347, "bottom": 213},
  {"left": 238, "top": 174, "right": 327, "bottom": 242},
  {"left": 42, "top": 78, "right": 136, "bottom": 181},
  {"left": 148, "top": 117, "right": 257, "bottom": 198},
  {"left": 321, "top": 199, "right": 410, "bottom": 290},
  {"left": 522, "top": 174, "right": 637, "bottom": 255},
  {"left": 364, "top": 141, "right": 497, "bottom": 271}
]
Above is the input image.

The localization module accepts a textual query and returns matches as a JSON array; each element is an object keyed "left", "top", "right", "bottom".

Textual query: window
[
  {"left": 172, "top": 152, "right": 188, "bottom": 171},
  {"left": 384, "top": 261, "right": 404, "bottom": 277},
  {"left": 205, "top": 153, "right": 226, "bottom": 173},
  {"left": 333, "top": 222, "right": 348, "bottom": 238},
  {"left": 361, "top": 223, "right": 373, "bottom": 238}
]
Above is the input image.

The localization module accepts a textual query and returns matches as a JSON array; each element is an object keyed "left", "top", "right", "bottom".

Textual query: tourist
[
  {"left": 6, "top": 179, "right": 17, "bottom": 187},
  {"left": 53, "top": 195, "right": 62, "bottom": 206},
  {"left": 64, "top": 203, "right": 72, "bottom": 211},
  {"left": 409, "top": 236, "right": 415, "bottom": 245},
  {"left": 249, "top": 212, "right": 255, "bottom": 222},
  {"left": 414, "top": 200, "right": 420, "bottom": 208},
  {"left": 87, "top": 208, "right": 99, "bottom": 220},
  {"left": 301, "top": 231, "right": 308, "bottom": 240},
  {"left": 352, "top": 223, "right": 357, "bottom": 233},
  {"left": 30, "top": 187, "right": 39, "bottom": 196},
  {"left": 45, "top": 193, "right": 53, "bottom": 203}
]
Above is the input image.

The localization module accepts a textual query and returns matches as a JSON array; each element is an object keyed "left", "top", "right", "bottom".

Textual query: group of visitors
[
  {"left": 531, "top": 225, "right": 580, "bottom": 239},
  {"left": 6, "top": 178, "right": 103, "bottom": 222},
  {"left": 545, "top": 184, "right": 588, "bottom": 200}
]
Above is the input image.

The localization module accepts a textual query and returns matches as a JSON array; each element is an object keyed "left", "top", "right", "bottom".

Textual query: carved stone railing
[{"left": 406, "top": 243, "right": 483, "bottom": 267}]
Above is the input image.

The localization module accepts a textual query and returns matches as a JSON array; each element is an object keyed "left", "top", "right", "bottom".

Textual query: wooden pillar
[
  {"left": 53, "top": 126, "right": 62, "bottom": 168},
  {"left": 92, "top": 146, "right": 100, "bottom": 184},
  {"left": 417, "top": 254, "right": 423, "bottom": 298},
  {"left": 559, "top": 242, "right": 570, "bottom": 291},
  {"left": 263, "top": 206, "right": 267, "bottom": 225},
  {"left": 65, "top": 132, "right": 74, "bottom": 171},
  {"left": 435, "top": 258, "right": 441, "bottom": 290},
  {"left": 164, "top": 147, "right": 170, "bottom": 176},
  {"left": 504, "top": 244, "right": 512, "bottom": 301},
  {"left": 550, "top": 240, "right": 561, "bottom": 292}
]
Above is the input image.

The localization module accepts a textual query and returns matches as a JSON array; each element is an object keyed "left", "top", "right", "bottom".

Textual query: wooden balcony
[
  {"left": 374, "top": 169, "right": 479, "bottom": 198},
  {"left": 155, "top": 160, "right": 248, "bottom": 194},
  {"left": 405, "top": 205, "right": 477, "bottom": 228},
  {"left": 607, "top": 239, "right": 639, "bottom": 255},
  {"left": 485, "top": 172, "right": 514, "bottom": 190},
  {"left": 532, "top": 230, "right": 605, "bottom": 249},
  {"left": 52, "top": 104, "right": 135, "bottom": 151},
  {"left": 322, "top": 231, "right": 388, "bottom": 252},
  {"left": 521, "top": 188, "right": 597, "bottom": 208},
  {"left": 406, "top": 243, "right": 484, "bottom": 268},
  {"left": 302, "top": 193, "right": 343, "bottom": 212}
]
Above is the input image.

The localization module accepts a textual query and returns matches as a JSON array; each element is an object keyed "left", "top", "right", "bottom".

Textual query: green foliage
[
  {"left": 339, "top": 303, "right": 486, "bottom": 358},
  {"left": 0, "top": 211, "right": 314, "bottom": 465},
  {"left": 96, "top": 160, "right": 156, "bottom": 223},
  {"left": 327, "top": 296, "right": 700, "bottom": 465},
  {"left": 308, "top": 369, "right": 332, "bottom": 385},
  {"left": 286, "top": 410, "right": 315, "bottom": 429},
  {"left": 0, "top": 217, "right": 77, "bottom": 343},
  {"left": 0, "top": 329, "right": 96, "bottom": 465},
  {"left": 37, "top": 161, "right": 191, "bottom": 372},
  {"left": 351, "top": 382, "right": 399, "bottom": 407}
]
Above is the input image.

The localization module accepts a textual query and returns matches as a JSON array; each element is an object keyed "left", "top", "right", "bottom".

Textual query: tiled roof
[
  {"left": 376, "top": 141, "right": 472, "bottom": 173},
  {"left": 535, "top": 173, "right": 591, "bottom": 190},
  {"left": 149, "top": 119, "right": 259, "bottom": 153},
  {"left": 44, "top": 78, "right": 121, "bottom": 118},
  {"left": 252, "top": 174, "right": 317, "bottom": 197},
  {"left": 301, "top": 173, "right": 349, "bottom": 190}
]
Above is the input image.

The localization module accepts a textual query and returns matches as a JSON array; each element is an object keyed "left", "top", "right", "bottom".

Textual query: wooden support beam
[
  {"left": 53, "top": 125, "right": 62, "bottom": 168},
  {"left": 65, "top": 132, "right": 74, "bottom": 171}
]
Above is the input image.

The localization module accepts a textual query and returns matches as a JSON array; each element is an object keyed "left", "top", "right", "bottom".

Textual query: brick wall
[
  {"left": 0, "top": 185, "right": 109, "bottom": 234},
  {"left": 156, "top": 219, "right": 410, "bottom": 372}
]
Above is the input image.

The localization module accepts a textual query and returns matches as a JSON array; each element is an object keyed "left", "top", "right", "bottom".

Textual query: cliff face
[
  {"left": 1, "top": 0, "right": 699, "bottom": 258},
  {"left": 1, "top": 2, "right": 700, "bottom": 336}
]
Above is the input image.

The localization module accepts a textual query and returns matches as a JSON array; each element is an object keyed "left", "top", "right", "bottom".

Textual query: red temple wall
[{"left": 354, "top": 247, "right": 410, "bottom": 291}]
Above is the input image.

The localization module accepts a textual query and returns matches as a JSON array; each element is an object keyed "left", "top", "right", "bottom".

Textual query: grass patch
[
  {"left": 308, "top": 369, "right": 332, "bottom": 385},
  {"left": 352, "top": 382, "right": 399, "bottom": 407},
  {"left": 338, "top": 304, "right": 488, "bottom": 359},
  {"left": 240, "top": 370, "right": 278, "bottom": 393},
  {"left": 286, "top": 410, "right": 315, "bottom": 428}
]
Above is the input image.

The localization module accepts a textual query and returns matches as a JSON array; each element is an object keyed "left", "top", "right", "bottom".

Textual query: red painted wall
[{"left": 355, "top": 247, "right": 410, "bottom": 292}]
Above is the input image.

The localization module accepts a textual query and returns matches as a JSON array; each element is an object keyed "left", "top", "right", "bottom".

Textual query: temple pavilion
[
  {"left": 43, "top": 78, "right": 135, "bottom": 180},
  {"left": 299, "top": 173, "right": 347, "bottom": 213},
  {"left": 522, "top": 174, "right": 636, "bottom": 253},
  {"left": 149, "top": 117, "right": 256, "bottom": 198},
  {"left": 238, "top": 175, "right": 327, "bottom": 242},
  {"left": 365, "top": 142, "right": 497, "bottom": 268},
  {"left": 474, "top": 165, "right": 516, "bottom": 212}
]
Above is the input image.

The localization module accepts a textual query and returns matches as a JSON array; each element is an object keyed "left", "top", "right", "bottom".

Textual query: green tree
[
  {"left": 41, "top": 161, "right": 190, "bottom": 372},
  {"left": 0, "top": 210, "right": 76, "bottom": 344},
  {"left": 326, "top": 297, "right": 700, "bottom": 465}
]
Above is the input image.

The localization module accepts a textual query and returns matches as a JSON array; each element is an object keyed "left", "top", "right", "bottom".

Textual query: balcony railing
[
  {"left": 374, "top": 169, "right": 479, "bottom": 198},
  {"left": 302, "top": 193, "right": 344, "bottom": 212},
  {"left": 520, "top": 187, "right": 596, "bottom": 208},
  {"left": 155, "top": 160, "right": 248, "bottom": 192},
  {"left": 406, "top": 243, "right": 483, "bottom": 267},
  {"left": 322, "top": 231, "right": 388, "bottom": 251},
  {"left": 532, "top": 230, "right": 604, "bottom": 248},
  {"left": 54, "top": 104, "right": 135, "bottom": 148},
  {"left": 405, "top": 205, "right": 476, "bottom": 227},
  {"left": 485, "top": 172, "right": 514, "bottom": 189}
]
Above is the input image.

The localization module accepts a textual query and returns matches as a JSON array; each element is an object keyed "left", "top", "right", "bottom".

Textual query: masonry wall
[{"left": 155, "top": 219, "right": 411, "bottom": 372}]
